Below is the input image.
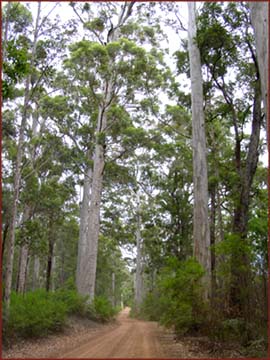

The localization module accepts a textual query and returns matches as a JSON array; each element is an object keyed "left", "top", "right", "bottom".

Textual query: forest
[{"left": 2, "top": 1, "right": 268, "bottom": 358}]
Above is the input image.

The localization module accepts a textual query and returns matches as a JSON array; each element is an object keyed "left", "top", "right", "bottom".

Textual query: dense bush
[
  {"left": 52, "top": 289, "right": 88, "bottom": 316},
  {"left": 159, "top": 258, "right": 207, "bottom": 335},
  {"left": 3, "top": 289, "right": 118, "bottom": 342},
  {"left": 92, "top": 296, "right": 117, "bottom": 322},
  {"left": 139, "top": 257, "right": 208, "bottom": 335},
  {"left": 4, "top": 290, "right": 67, "bottom": 339},
  {"left": 137, "top": 291, "right": 161, "bottom": 321}
]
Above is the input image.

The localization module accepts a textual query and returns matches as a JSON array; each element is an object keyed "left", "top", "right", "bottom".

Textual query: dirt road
[
  {"left": 3, "top": 307, "right": 245, "bottom": 359},
  {"left": 57, "top": 307, "right": 166, "bottom": 358}
]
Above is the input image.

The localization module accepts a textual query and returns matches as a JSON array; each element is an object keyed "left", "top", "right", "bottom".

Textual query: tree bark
[
  {"left": 77, "top": 104, "right": 108, "bottom": 299},
  {"left": 4, "top": 2, "right": 41, "bottom": 314},
  {"left": 135, "top": 189, "right": 144, "bottom": 310},
  {"left": 76, "top": 1, "right": 136, "bottom": 301},
  {"left": 249, "top": 2, "right": 268, "bottom": 119},
  {"left": 76, "top": 166, "right": 92, "bottom": 291},
  {"left": 16, "top": 102, "right": 40, "bottom": 294},
  {"left": 46, "top": 219, "right": 54, "bottom": 292},
  {"left": 187, "top": 2, "right": 211, "bottom": 300},
  {"left": 17, "top": 244, "right": 30, "bottom": 293},
  {"left": 32, "top": 255, "right": 40, "bottom": 290},
  {"left": 2, "top": 224, "right": 9, "bottom": 266},
  {"left": 51, "top": 255, "right": 56, "bottom": 292},
  {"left": 210, "top": 186, "right": 216, "bottom": 300},
  {"left": 230, "top": 79, "right": 262, "bottom": 319}
]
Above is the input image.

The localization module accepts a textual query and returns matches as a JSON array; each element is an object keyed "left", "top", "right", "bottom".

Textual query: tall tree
[
  {"left": 187, "top": 2, "right": 211, "bottom": 299},
  {"left": 195, "top": 1, "right": 265, "bottom": 320},
  {"left": 4, "top": 2, "right": 41, "bottom": 314},
  {"left": 134, "top": 176, "right": 144, "bottom": 310},
  {"left": 69, "top": 2, "right": 168, "bottom": 300},
  {"left": 249, "top": 2, "right": 268, "bottom": 119},
  {"left": 74, "top": 2, "right": 136, "bottom": 300}
]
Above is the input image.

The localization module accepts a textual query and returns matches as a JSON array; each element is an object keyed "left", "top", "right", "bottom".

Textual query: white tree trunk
[
  {"left": 32, "top": 255, "right": 40, "bottom": 290},
  {"left": 17, "top": 205, "right": 32, "bottom": 293},
  {"left": 76, "top": 166, "right": 92, "bottom": 291},
  {"left": 76, "top": 1, "right": 135, "bottom": 301},
  {"left": 17, "top": 245, "right": 29, "bottom": 293},
  {"left": 4, "top": 2, "right": 41, "bottom": 313},
  {"left": 17, "top": 108, "right": 39, "bottom": 294},
  {"left": 135, "top": 189, "right": 143, "bottom": 309},
  {"left": 249, "top": 2, "right": 268, "bottom": 119},
  {"left": 51, "top": 255, "right": 56, "bottom": 292},
  {"left": 187, "top": 2, "right": 211, "bottom": 299},
  {"left": 77, "top": 103, "right": 109, "bottom": 300}
]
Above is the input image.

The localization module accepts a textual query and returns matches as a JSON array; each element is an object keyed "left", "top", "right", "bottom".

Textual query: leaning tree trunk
[
  {"left": 249, "top": 2, "right": 268, "bottom": 119},
  {"left": 187, "top": 2, "right": 211, "bottom": 300},
  {"left": 4, "top": 2, "right": 41, "bottom": 314}
]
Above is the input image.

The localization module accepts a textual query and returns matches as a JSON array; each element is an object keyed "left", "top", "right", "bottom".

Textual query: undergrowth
[{"left": 3, "top": 289, "right": 118, "bottom": 344}]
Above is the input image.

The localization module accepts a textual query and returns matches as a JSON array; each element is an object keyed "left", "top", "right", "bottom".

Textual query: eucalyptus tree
[
  {"left": 249, "top": 2, "right": 268, "bottom": 118},
  {"left": 3, "top": 2, "right": 41, "bottom": 312},
  {"left": 62, "top": 1, "right": 170, "bottom": 300},
  {"left": 2, "top": 2, "right": 75, "bottom": 309},
  {"left": 187, "top": 2, "right": 211, "bottom": 300},
  {"left": 196, "top": 2, "right": 265, "bottom": 320}
]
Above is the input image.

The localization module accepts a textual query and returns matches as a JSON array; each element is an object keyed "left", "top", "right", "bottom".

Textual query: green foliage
[
  {"left": 95, "top": 235, "right": 133, "bottom": 308},
  {"left": 137, "top": 291, "right": 161, "bottom": 321},
  {"left": 3, "top": 38, "right": 30, "bottom": 99},
  {"left": 3, "top": 289, "right": 118, "bottom": 342},
  {"left": 4, "top": 290, "right": 67, "bottom": 339},
  {"left": 82, "top": 296, "right": 119, "bottom": 323},
  {"left": 159, "top": 258, "right": 206, "bottom": 334},
  {"left": 84, "top": 18, "right": 105, "bottom": 32},
  {"left": 51, "top": 290, "right": 88, "bottom": 316},
  {"left": 243, "top": 338, "right": 268, "bottom": 358},
  {"left": 2, "top": 3, "right": 33, "bottom": 99},
  {"left": 3, "top": 3, "right": 33, "bottom": 33},
  {"left": 40, "top": 95, "right": 71, "bottom": 121},
  {"left": 209, "top": 317, "right": 261, "bottom": 347},
  {"left": 139, "top": 258, "right": 207, "bottom": 335},
  {"left": 215, "top": 234, "right": 253, "bottom": 283},
  {"left": 92, "top": 296, "right": 117, "bottom": 322},
  {"left": 219, "top": 318, "right": 246, "bottom": 342}
]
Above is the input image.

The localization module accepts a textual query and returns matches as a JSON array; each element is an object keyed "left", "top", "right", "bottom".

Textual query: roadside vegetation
[{"left": 3, "top": 287, "right": 118, "bottom": 347}]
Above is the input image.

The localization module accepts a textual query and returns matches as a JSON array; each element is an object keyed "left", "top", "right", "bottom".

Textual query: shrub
[
  {"left": 3, "top": 289, "right": 118, "bottom": 343},
  {"left": 138, "top": 291, "right": 161, "bottom": 321},
  {"left": 52, "top": 289, "right": 88, "bottom": 316},
  {"left": 5, "top": 290, "right": 67, "bottom": 339},
  {"left": 93, "top": 296, "right": 117, "bottom": 322},
  {"left": 140, "top": 257, "right": 208, "bottom": 335}
]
